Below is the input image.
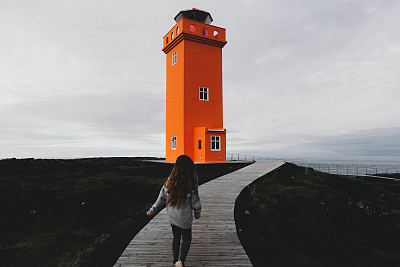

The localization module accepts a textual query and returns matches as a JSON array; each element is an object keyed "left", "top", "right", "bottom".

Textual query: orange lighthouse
[{"left": 163, "top": 8, "right": 227, "bottom": 163}]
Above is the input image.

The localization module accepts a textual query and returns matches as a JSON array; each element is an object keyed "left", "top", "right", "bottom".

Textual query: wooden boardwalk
[{"left": 114, "top": 161, "right": 284, "bottom": 267}]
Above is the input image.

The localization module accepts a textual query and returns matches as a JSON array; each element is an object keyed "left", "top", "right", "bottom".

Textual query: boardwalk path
[{"left": 115, "top": 161, "right": 284, "bottom": 267}]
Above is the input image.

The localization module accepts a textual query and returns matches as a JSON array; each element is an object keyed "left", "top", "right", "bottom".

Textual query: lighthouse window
[
  {"left": 199, "top": 87, "right": 209, "bottom": 101},
  {"left": 202, "top": 27, "right": 208, "bottom": 36},
  {"left": 177, "top": 27, "right": 180, "bottom": 35},
  {"left": 211, "top": 136, "right": 221, "bottom": 151},
  {"left": 172, "top": 51, "right": 177, "bottom": 65},
  {"left": 171, "top": 136, "right": 177, "bottom": 150}
]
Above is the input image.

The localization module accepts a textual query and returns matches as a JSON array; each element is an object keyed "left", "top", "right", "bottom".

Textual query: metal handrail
[
  {"left": 226, "top": 154, "right": 399, "bottom": 175},
  {"left": 226, "top": 153, "right": 285, "bottom": 162}
]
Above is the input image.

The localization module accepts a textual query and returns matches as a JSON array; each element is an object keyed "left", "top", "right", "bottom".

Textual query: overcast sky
[{"left": 1, "top": 0, "right": 399, "bottom": 159}]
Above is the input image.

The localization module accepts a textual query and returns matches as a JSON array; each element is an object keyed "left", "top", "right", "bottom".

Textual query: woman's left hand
[{"left": 146, "top": 210, "right": 153, "bottom": 216}]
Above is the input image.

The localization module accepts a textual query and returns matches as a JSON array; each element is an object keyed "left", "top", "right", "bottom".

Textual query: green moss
[
  {"left": 0, "top": 157, "right": 250, "bottom": 267},
  {"left": 235, "top": 163, "right": 400, "bottom": 267}
]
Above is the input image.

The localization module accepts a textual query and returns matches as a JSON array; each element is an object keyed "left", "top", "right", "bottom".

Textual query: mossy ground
[
  {"left": 235, "top": 163, "right": 400, "bottom": 267},
  {"left": 0, "top": 157, "right": 250, "bottom": 267}
]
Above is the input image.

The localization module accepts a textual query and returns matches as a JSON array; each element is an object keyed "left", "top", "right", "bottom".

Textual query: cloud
[
  {"left": 306, "top": 127, "right": 400, "bottom": 157},
  {"left": 0, "top": 89, "right": 165, "bottom": 158},
  {"left": 229, "top": 127, "right": 400, "bottom": 159},
  {"left": 1, "top": 1, "right": 400, "bottom": 159}
]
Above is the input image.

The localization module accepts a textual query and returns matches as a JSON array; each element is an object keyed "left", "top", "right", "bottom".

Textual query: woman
[{"left": 147, "top": 155, "right": 201, "bottom": 267}]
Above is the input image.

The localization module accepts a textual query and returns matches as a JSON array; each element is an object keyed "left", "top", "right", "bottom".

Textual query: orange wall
[
  {"left": 183, "top": 39, "right": 223, "bottom": 160},
  {"left": 164, "top": 18, "right": 227, "bottom": 162},
  {"left": 165, "top": 38, "right": 185, "bottom": 161},
  {"left": 205, "top": 131, "right": 226, "bottom": 162},
  {"left": 183, "top": 40, "right": 224, "bottom": 125},
  {"left": 193, "top": 128, "right": 226, "bottom": 162},
  {"left": 193, "top": 127, "right": 206, "bottom": 162},
  {"left": 163, "top": 18, "right": 226, "bottom": 48}
]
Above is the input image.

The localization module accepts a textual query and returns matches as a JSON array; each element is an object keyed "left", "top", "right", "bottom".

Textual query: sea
[{"left": 285, "top": 157, "right": 400, "bottom": 175}]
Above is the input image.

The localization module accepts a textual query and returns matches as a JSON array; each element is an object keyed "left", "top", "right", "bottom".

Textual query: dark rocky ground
[
  {"left": 0, "top": 157, "right": 251, "bottom": 267},
  {"left": 235, "top": 163, "right": 400, "bottom": 267}
]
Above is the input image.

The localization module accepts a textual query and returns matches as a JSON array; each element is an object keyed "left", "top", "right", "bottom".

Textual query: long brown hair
[{"left": 166, "top": 155, "right": 199, "bottom": 208}]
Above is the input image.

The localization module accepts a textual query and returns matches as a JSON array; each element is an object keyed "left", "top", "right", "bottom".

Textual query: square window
[
  {"left": 171, "top": 136, "right": 176, "bottom": 150},
  {"left": 199, "top": 87, "right": 209, "bottom": 101},
  {"left": 211, "top": 136, "right": 221, "bottom": 151}
]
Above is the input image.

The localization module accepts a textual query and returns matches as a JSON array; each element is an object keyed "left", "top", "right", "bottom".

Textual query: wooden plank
[{"left": 114, "top": 161, "right": 283, "bottom": 267}]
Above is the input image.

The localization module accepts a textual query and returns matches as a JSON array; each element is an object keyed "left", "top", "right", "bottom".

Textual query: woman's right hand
[{"left": 146, "top": 210, "right": 153, "bottom": 216}]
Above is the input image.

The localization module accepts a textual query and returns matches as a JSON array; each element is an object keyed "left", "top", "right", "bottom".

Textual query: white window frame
[
  {"left": 172, "top": 51, "right": 177, "bottom": 65},
  {"left": 199, "top": 87, "right": 209, "bottom": 101},
  {"left": 171, "top": 136, "right": 177, "bottom": 150},
  {"left": 211, "top": 136, "right": 221, "bottom": 151}
]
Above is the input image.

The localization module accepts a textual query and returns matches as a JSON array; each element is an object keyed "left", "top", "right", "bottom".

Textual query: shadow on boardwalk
[{"left": 114, "top": 161, "right": 284, "bottom": 267}]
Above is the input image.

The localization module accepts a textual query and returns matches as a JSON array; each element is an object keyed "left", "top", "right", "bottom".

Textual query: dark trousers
[{"left": 171, "top": 225, "right": 192, "bottom": 265}]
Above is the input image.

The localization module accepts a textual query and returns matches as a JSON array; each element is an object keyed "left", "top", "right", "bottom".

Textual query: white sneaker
[{"left": 175, "top": 261, "right": 183, "bottom": 267}]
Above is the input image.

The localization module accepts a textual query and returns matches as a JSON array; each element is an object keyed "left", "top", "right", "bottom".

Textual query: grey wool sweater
[{"left": 149, "top": 185, "right": 201, "bottom": 229}]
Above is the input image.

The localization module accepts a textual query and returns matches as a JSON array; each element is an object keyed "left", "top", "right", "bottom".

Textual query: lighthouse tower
[{"left": 163, "top": 8, "right": 227, "bottom": 163}]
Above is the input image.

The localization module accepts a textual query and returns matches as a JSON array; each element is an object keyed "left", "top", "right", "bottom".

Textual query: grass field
[
  {"left": 0, "top": 157, "right": 250, "bottom": 267},
  {"left": 235, "top": 163, "right": 400, "bottom": 266}
]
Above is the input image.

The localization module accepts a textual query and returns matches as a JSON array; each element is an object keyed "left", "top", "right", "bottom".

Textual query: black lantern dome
[{"left": 174, "top": 8, "right": 213, "bottom": 24}]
